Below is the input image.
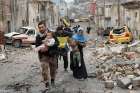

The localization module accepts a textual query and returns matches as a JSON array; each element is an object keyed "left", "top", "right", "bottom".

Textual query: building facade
[
  {"left": 0, "top": 0, "right": 12, "bottom": 33},
  {"left": 122, "top": 0, "right": 140, "bottom": 37}
]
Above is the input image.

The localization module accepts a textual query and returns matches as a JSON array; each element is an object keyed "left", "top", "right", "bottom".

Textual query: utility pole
[
  {"left": 104, "top": 0, "right": 106, "bottom": 28},
  {"left": 1, "top": 0, "right": 4, "bottom": 23},
  {"left": 0, "top": 0, "right": 4, "bottom": 32},
  {"left": 26, "top": 0, "right": 29, "bottom": 26},
  {"left": 117, "top": 0, "right": 120, "bottom": 27},
  {"left": 11, "top": 0, "right": 16, "bottom": 32}
]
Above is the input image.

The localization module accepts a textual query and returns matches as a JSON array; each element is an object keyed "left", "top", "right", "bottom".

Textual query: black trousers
[
  {"left": 63, "top": 55, "right": 68, "bottom": 69},
  {"left": 59, "top": 48, "right": 68, "bottom": 70}
]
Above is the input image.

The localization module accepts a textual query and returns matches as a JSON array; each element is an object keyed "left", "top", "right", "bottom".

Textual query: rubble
[
  {"left": 128, "top": 41, "right": 140, "bottom": 47},
  {"left": 124, "top": 52, "right": 138, "bottom": 60},
  {"left": 0, "top": 54, "right": 6, "bottom": 61},
  {"left": 104, "top": 80, "right": 114, "bottom": 89},
  {"left": 117, "top": 77, "right": 131, "bottom": 88},
  {"left": 86, "top": 40, "right": 140, "bottom": 90},
  {"left": 132, "top": 77, "right": 140, "bottom": 89}
]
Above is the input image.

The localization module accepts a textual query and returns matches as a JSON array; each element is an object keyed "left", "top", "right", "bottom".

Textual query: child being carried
[{"left": 35, "top": 32, "right": 55, "bottom": 52}]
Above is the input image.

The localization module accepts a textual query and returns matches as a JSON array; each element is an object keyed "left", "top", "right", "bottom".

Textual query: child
[
  {"left": 68, "top": 38, "right": 81, "bottom": 67},
  {"left": 35, "top": 32, "right": 55, "bottom": 52}
]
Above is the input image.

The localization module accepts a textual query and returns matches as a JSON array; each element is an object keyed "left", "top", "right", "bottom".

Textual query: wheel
[{"left": 13, "top": 40, "right": 21, "bottom": 48}]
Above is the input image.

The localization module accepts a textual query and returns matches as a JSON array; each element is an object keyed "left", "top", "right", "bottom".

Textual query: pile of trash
[{"left": 90, "top": 41, "right": 140, "bottom": 89}]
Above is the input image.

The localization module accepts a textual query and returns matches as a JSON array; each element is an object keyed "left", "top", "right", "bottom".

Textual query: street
[
  {"left": 1, "top": 0, "right": 140, "bottom": 93},
  {"left": 0, "top": 22, "right": 140, "bottom": 93}
]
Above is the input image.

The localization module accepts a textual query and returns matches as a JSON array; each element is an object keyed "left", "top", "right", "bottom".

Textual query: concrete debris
[
  {"left": 93, "top": 42, "right": 140, "bottom": 89},
  {"left": 128, "top": 41, "right": 140, "bottom": 47},
  {"left": 128, "top": 84, "right": 133, "bottom": 90},
  {"left": 136, "top": 47, "right": 140, "bottom": 53},
  {"left": 134, "top": 69, "right": 140, "bottom": 76},
  {"left": 124, "top": 52, "right": 138, "bottom": 60},
  {"left": 110, "top": 45, "right": 125, "bottom": 54},
  {"left": 96, "top": 47, "right": 112, "bottom": 56},
  {"left": 88, "top": 72, "right": 97, "bottom": 78},
  {"left": 132, "top": 77, "right": 140, "bottom": 89},
  {"left": 117, "top": 77, "right": 131, "bottom": 88},
  {"left": 7, "top": 82, "right": 32, "bottom": 92},
  {"left": 0, "top": 54, "right": 6, "bottom": 61},
  {"left": 104, "top": 80, "right": 114, "bottom": 89}
]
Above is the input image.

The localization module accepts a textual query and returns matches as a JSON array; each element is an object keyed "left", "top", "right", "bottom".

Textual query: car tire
[{"left": 13, "top": 40, "right": 21, "bottom": 48}]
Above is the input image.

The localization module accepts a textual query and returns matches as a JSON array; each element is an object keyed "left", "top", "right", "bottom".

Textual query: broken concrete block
[
  {"left": 104, "top": 80, "right": 114, "bottom": 89},
  {"left": 125, "top": 70, "right": 134, "bottom": 75},
  {"left": 96, "top": 69, "right": 103, "bottom": 80},
  {"left": 134, "top": 69, "right": 140, "bottom": 76},
  {"left": 136, "top": 47, "right": 140, "bottom": 53},
  {"left": 88, "top": 72, "right": 97, "bottom": 78},
  {"left": 128, "top": 41, "right": 140, "bottom": 47},
  {"left": 132, "top": 77, "right": 140, "bottom": 89},
  {"left": 117, "top": 77, "right": 131, "bottom": 88},
  {"left": 124, "top": 52, "right": 137, "bottom": 60},
  {"left": 30, "top": 45, "right": 35, "bottom": 49},
  {"left": 0, "top": 54, "right": 6, "bottom": 61},
  {"left": 102, "top": 73, "right": 111, "bottom": 80},
  {"left": 128, "top": 84, "right": 133, "bottom": 90},
  {"left": 110, "top": 45, "right": 125, "bottom": 54},
  {"left": 127, "top": 75, "right": 135, "bottom": 80},
  {"left": 96, "top": 47, "right": 112, "bottom": 55}
]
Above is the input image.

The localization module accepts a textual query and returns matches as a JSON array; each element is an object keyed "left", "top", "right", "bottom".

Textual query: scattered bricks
[
  {"left": 117, "top": 77, "right": 131, "bottom": 89},
  {"left": 110, "top": 45, "right": 125, "bottom": 54},
  {"left": 132, "top": 77, "right": 140, "bottom": 89},
  {"left": 136, "top": 47, "right": 140, "bottom": 53},
  {"left": 104, "top": 80, "right": 114, "bottom": 89},
  {"left": 125, "top": 70, "right": 134, "bottom": 75},
  {"left": 127, "top": 75, "right": 135, "bottom": 80},
  {"left": 124, "top": 52, "right": 137, "bottom": 60},
  {"left": 134, "top": 64, "right": 139, "bottom": 69},
  {"left": 98, "top": 42, "right": 105, "bottom": 48},
  {"left": 102, "top": 73, "right": 111, "bottom": 81},
  {"left": 96, "top": 69, "right": 103, "bottom": 80},
  {"left": 134, "top": 69, "right": 140, "bottom": 76}
]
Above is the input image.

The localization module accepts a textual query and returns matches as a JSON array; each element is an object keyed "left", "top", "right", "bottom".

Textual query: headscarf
[{"left": 72, "top": 27, "right": 87, "bottom": 43}]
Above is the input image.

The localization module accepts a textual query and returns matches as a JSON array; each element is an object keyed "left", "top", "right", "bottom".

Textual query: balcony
[{"left": 122, "top": 0, "right": 140, "bottom": 9}]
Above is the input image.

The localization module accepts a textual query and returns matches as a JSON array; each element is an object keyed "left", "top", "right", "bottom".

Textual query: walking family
[{"left": 35, "top": 21, "right": 88, "bottom": 89}]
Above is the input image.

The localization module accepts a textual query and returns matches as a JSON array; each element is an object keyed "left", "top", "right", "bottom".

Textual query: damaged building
[
  {"left": 0, "top": 0, "right": 12, "bottom": 33},
  {"left": 28, "top": 0, "right": 58, "bottom": 28},
  {"left": 122, "top": 0, "right": 140, "bottom": 38}
]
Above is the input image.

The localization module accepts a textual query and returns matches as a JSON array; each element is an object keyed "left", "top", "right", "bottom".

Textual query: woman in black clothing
[{"left": 70, "top": 27, "right": 88, "bottom": 79}]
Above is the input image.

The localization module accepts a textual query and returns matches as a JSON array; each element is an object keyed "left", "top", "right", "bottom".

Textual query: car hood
[
  {"left": 12, "top": 34, "right": 28, "bottom": 38},
  {"left": 4, "top": 32, "right": 20, "bottom": 37}
]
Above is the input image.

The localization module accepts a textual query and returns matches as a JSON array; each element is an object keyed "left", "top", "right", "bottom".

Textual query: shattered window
[
  {"left": 27, "top": 30, "right": 35, "bottom": 36},
  {"left": 18, "top": 28, "right": 28, "bottom": 34},
  {"left": 113, "top": 28, "right": 125, "bottom": 34}
]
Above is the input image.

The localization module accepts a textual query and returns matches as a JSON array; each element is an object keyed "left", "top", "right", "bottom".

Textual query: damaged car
[
  {"left": 5, "top": 26, "right": 37, "bottom": 48},
  {"left": 109, "top": 26, "right": 133, "bottom": 44}
]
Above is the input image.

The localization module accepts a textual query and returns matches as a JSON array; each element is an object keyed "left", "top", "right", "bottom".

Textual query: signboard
[{"left": 89, "top": 2, "right": 96, "bottom": 15}]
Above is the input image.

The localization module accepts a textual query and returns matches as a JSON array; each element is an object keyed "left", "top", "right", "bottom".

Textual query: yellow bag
[
  {"left": 63, "top": 19, "right": 70, "bottom": 27},
  {"left": 57, "top": 37, "right": 68, "bottom": 48}
]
